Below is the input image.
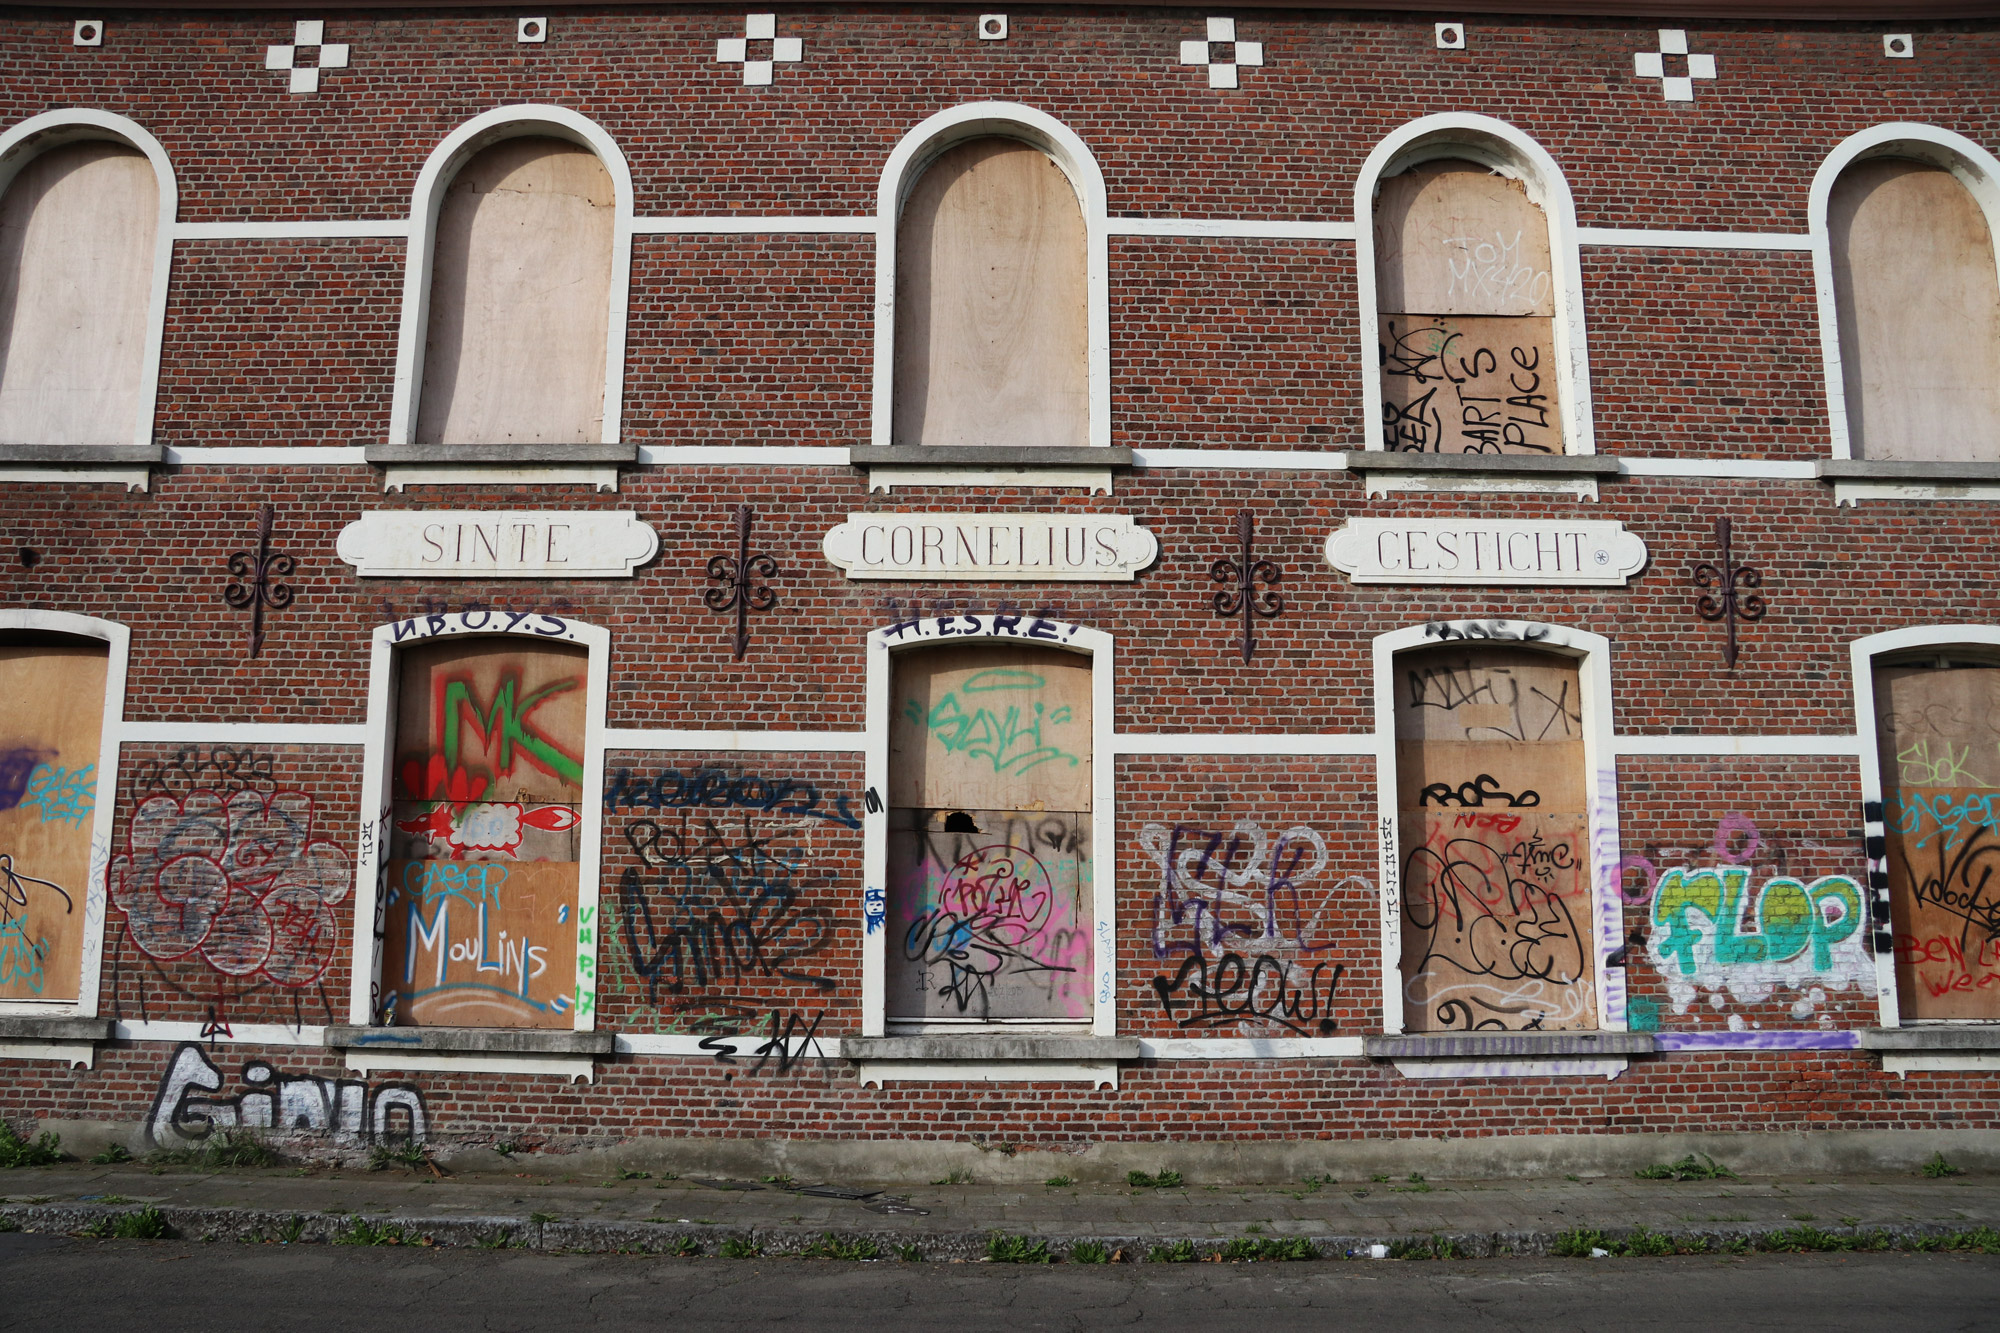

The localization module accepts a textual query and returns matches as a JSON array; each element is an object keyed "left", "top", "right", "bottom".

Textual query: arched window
[
  {"left": 1828, "top": 158, "right": 2000, "bottom": 461},
  {"left": 1373, "top": 158, "right": 1561, "bottom": 455},
  {"left": 0, "top": 139, "right": 159, "bottom": 447},
  {"left": 893, "top": 136, "right": 1088, "bottom": 452},
  {"left": 416, "top": 136, "right": 615, "bottom": 446}
]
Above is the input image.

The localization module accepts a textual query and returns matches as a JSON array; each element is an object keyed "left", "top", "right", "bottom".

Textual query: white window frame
[
  {"left": 1354, "top": 113, "right": 1597, "bottom": 460},
  {"left": 386, "top": 105, "right": 635, "bottom": 462},
  {"left": 1810, "top": 124, "right": 2000, "bottom": 475},
  {"left": 0, "top": 609, "right": 130, "bottom": 1017},
  {"left": 1847, "top": 622, "right": 2000, "bottom": 1029},
  {"left": 347, "top": 610, "right": 611, "bottom": 1032},
  {"left": 869, "top": 102, "right": 1112, "bottom": 455},
  {"left": 1369, "top": 618, "right": 1624, "bottom": 1034},
  {"left": 860, "top": 613, "right": 1116, "bottom": 1037},
  {"left": 0, "top": 110, "right": 177, "bottom": 480}
]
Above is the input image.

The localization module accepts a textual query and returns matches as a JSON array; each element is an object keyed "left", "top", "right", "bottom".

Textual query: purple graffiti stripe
[
  {"left": 1652, "top": 1030, "right": 1862, "bottom": 1051},
  {"left": 0, "top": 747, "right": 53, "bottom": 811}
]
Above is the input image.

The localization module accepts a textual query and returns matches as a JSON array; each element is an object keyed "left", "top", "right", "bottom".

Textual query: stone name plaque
[
  {"left": 823, "top": 513, "right": 1159, "bottom": 581},
  {"left": 337, "top": 511, "right": 660, "bottom": 578},
  {"left": 1325, "top": 519, "right": 1647, "bottom": 586}
]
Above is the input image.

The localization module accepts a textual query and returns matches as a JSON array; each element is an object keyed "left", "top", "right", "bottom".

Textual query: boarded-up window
[
  {"left": 0, "top": 142, "right": 157, "bottom": 447},
  {"left": 0, "top": 634, "right": 108, "bottom": 1001},
  {"left": 893, "top": 138, "right": 1088, "bottom": 451},
  {"left": 382, "top": 638, "right": 586, "bottom": 1027},
  {"left": 1395, "top": 645, "right": 1594, "bottom": 1031},
  {"left": 1831, "top": 160, "right": 2000, "bottom": 462},
  {"left": 886, "top": 644, "right": 1092, "bottom": 1022},
  {"left": 1874, "top": 661, "right": 2000, "bottom": 1020},
  {"left": 1375, "top": 160, "right": 1560, "bottom": 455},
  {"left": 418, "top": 137, "right": 613, "bottom": 446}
]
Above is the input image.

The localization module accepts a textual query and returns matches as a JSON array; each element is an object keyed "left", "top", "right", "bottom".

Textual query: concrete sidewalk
[{"left": 3, "top": 1158, "right": 1997, "bottom": 1260}]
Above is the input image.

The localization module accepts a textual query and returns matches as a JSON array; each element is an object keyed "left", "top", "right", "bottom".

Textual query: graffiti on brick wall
[
  {"left": 109, "top": 783, "right": 352, "bottom": 991},
  {"left": 1621, "top": 814, "right": 1870, "bottom": 1022},
  {"left": 149, "top": 1042, "right": 426, "bottom": 1147},
  {"left": 1139, "top": 819, "right": 1356, "bottom": 1036},
  {"left": 604, "top": 766, "right": 861, "bottom": 829},
  {"left": 609, "top": 808, "right": 833, "bottom": 1071}
]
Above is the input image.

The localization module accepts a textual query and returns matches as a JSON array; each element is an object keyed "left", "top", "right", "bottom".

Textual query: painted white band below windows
[
  {"left": 626, "top": 215, "right": 877, "bottom": 235},
  {"left": 1618, "top": 459, "right": 1818, "bottom": 479},
  {"left": 1113, "top": 733, "right": 1376, "bottom": 756},
  {"left": 634, "top": 445, "right": 851, "bottom": 465},
  {"left": 604, "top": 728, "right": 868, "bottom": 753},
  {"left": 1576, "top": 227, "right": 1814, "bottom": 251},
  {"left": 1613, "top": 735, "right": 1863, "bottom": 757},
  {"left": 174, "top": 221, "right": 409, "bottom": 240},
  {"left": 1105, "top": 218, "right": 1356, "bottom": 240},
  {"left": 114, "top": 1020, "right": 325, "bottom": 1045},
  {"left": 119, "top": 722, "right": 370, "bottom": 745}
]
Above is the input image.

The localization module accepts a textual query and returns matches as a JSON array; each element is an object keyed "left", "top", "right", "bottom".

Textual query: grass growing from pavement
[
  {"left": 0, "top": 1123, "right": 63, "bottom": 1168},
  {"left": 986, "top": 1233, "right": 1053, "bottom": 1263},
  {"left": 148, "top": 1130, "right": 279, "bottom": 1170},
  {"left": 1219, "top": 1236, "right": 1316, "bottom": 1261},
  {"left": 1634, "top": 1154, "right": 1737, "bottom": 1182},
  {"left": 77, "top": 1207, "right": 175, "bottom": 1240},
  {"left": 800, "top": 1232, "right": 880, "bottom": 1260},
  {"left": 88, "top": 1145, "right": 133, "bottom": 1165},
  {"left": 1921, "top": 1152, "right": 1962, "bottom": 1179},
  {"left": 1127, "top": 1169, "right": 1184, "bottom": 1189},
  {"left": 334, "top": 1216, "right": 423, "bottom": 1246}
]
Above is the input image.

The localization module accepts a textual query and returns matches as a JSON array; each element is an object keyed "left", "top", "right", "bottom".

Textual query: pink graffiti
[{"left": 1619, "top": 812, "right": 1764, "bottom": 905}]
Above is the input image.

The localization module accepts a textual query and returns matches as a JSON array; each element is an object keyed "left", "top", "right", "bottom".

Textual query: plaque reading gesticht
[
  {"left": 823, "top": 513, "right": 1159, "bottom": 581},
  {"left": 1325, "top": 519, "right": 1647, "bottom": 586},
  {"left": 337, "top": 511, "right": 660, "bottom": 578}
]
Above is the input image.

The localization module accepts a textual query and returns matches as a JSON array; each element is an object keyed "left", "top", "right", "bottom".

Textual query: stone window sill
[
  {"left": 845, "top": 1035, "right": 1138, "bottom": 1087},
  {"left": 1859, "top": 1027, "right": 2000, "bottom": 1052},
  {"left": 324, "top": 1025, "right": 613, "bottom": 1082},
  {"left": 1346, "top": 451, "right": 1617, "bottom": 499},
  {"left": 365, "top": 443, "right": 639, "bottom": 465},
  {"left": 0, "top": 444, "right": 163, "bottom": 465},
  {"left": 1365, "top": 1032, "right": 1653, "bottom": 1059},
  {"left": 849, "top": 446, "right": 1130, "bottom": 494},
  {"left": 1817, "top": 460, "right": 2000, "bottom": 482},
  {"left": 0, "top": 1015, "right": 114, "bottom": 1069}
]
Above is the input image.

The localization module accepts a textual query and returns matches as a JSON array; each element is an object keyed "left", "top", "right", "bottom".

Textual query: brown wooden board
[
  {"left": 0, "top": 640, "right": 107, "bottom": 1002},
  {"left": 1374, "top": 160, "right": 1556, "bottom": 319},
  {"left": 1874, "top": 663, "right": 2000, "bottom": 1019},
  {"left": 885, "top": 807, "right": 1092, "bottom": 1022},
  {"left": 888, "top": 643, "right": 1091, "bottom": 814},
  {"left": 1831, "top": 160, "right": 2000, "bottom": 463},
  {"left": 379, "top": 858, "right": 580, "bottom": 1028},
  {"left": 892, "top": 137, "right": 1088, "bottom": 451},
  {"left": 1395, "top": 645, "right": 1593, "bottom": 1031},
  {"left": 1378, "top": 313, "right": 1560, "bottom": 454}
]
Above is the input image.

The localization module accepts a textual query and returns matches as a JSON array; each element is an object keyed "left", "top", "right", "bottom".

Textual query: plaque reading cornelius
[
  {"left": 1325, "top": 519, "right": 1647, "bottom": 586},
  {"left": 337, "top": 511, "right": 660, "bottom": 578},
  {"left": 823, "top": 513, "right": 1159, "bottom": 581}
]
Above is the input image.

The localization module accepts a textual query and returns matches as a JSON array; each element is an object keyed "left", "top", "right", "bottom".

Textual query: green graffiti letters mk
[
  {"left": 1652, "top": 867, "right": 1863, "bottom": 975},
  {"left": 440, "top": 674, "right": 584, "bottom": 786}
]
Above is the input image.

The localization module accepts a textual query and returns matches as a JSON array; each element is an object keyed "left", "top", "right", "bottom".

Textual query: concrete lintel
[
  {"left": 842, "top": 1035, "right": 1141, "bottom": 1062},
  {"left": 0, "top": 444, "right": 163, "bottom": 464},
  {"left": 365, "top": 443, "right": 639, "bottom": 465},
  {"left": 1365, "top": 1032, "right": 1655, "bottom": 1059},
  {"left": 847, "top": 446, "right": 1134, "bottom": 468},
  {"left": 1817, "top": 460, "right": 2000, "bottom": 482},
  {"left": 324, "top": 1025, "right": 615, "bottom": 1056},
  {"left": 0, "top": 1016, "right": 113, "bottom": 1042},
  {"left": 1347, "top": 452, "right": 1620, "bottom": 475},
  {"left": 1860, "top": 1026, "right": 2000, "bottom": 1052}
]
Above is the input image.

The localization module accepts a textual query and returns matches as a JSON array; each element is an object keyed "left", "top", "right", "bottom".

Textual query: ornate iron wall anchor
[
  {"left": 1211, "top": 510, "right": 1283, "bottom": 662},
  {"left": 223, "top": 504, "right": 296, "bottom": 659},
  {"left": 706, "top": 504, "right": 778, "bottom": 661},
  {"left": 1691, "top": 517, "right": 1765, "bottom": 668}
]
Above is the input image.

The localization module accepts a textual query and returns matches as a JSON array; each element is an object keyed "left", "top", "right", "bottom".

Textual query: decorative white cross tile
[
  {"left": 716, "top": 14, "right": 802, "bottom": 87},
  {"left": 1632, "top": 29, "right": 1716, "bottom": 102},
  {"left": 1178, "top": 16, "right": 1262, "bottom": 90},
  {"left": 265, "top": 20, "right": 349, "bottom": 94}
]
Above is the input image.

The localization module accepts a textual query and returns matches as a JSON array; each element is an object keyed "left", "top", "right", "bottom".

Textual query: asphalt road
[{"left": 2, "top": 1234, "right": 1995, "bottom": 1330}]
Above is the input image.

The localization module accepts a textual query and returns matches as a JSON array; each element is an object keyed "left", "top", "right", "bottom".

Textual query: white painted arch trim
[
  {"left": 1369, "top": 619, "right": 1622, "bottom": 1038},
  {"left": 0, "top": 610, "right": 130, "bottom": 1019},
  {"left": 1354, "top": 114, "right": 1596, "bottom": 458},
  {"left": 388, "top": 105, "right": 636, "bottom": 448},
  {"left": 861, "top": 614, "right": 1115, "bottom": 1038},
  {"left": 871, "top": 103, "right": 1112, "bottom": 453},
  {"left": 0, "top": 110, "right": 178, "bottom": 455},
  {"left": 1810, "top": 124, "right": 2000, "bottom": 463},
  {"left": 1846, "top": 622, "right": 2000, "bottom": 1029},
  {"left": 349, "top": 611, "right": 612, "bottom": 1032}
]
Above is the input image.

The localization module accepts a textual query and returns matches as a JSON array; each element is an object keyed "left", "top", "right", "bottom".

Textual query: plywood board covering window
[
  {"left": 1394, "top": 645, "right": 1595, "bottom": 1032},
  {"left": 418, "top": 137, "right": 613, "bottom": 446},
  {"left": 1873, "top": 662, "right": 2000, "bottom": 1019},
  {"left": 893, "top": 138, "right": 1088, "bottom": 451},
  {"left": 1831, "top": 160, "right": 2000, "bottom": 462},
  {"left": 0, "top": 635, "right": 107, "bottom": 1001},
  {"left": 1375, "top": 160, "right": 1560, "bottom": 455},
  {"left": 0, "top": 142, "right": 157, "bottom": 447},
  {"left": 382, "top": 637, "right": 587, "bottom": 1027},
  {"left": 886, "top": 644, "right": 1093, "bottom": 1022}
]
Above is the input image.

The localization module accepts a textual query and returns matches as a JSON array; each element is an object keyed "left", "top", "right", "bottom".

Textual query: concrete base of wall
[{"left": 36, "top": 1119, "right": 2000, "bottom": 1184}]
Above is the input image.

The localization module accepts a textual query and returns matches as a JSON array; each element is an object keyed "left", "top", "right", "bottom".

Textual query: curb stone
[{"left": 3, "top": 1204, "right": 1993, "bottom": 1261}]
